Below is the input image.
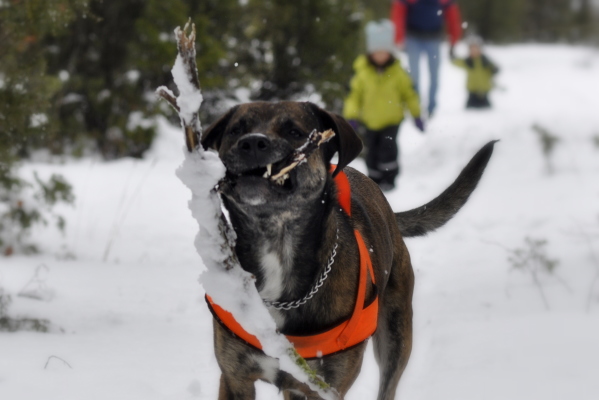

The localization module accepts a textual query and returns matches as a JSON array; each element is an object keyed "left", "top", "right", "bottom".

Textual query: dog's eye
[
  {"left": 229, "top": 126, "right": 243, "bottom": 136},
  {"left": 288, "top": 128, "right": 304, "bottom": 139}
]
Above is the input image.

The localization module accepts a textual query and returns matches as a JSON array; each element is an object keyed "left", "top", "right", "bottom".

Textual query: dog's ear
[
  {"left": 201, "top": 106, "right": 239, "bottom": 151},
  {"left": 306, "top": 102, "right": 363, "bottom": 177}
]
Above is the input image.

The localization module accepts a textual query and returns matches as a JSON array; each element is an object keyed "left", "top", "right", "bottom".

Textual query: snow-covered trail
[{"left": 1, "top": 44, "right": 599, "bottom": 400}]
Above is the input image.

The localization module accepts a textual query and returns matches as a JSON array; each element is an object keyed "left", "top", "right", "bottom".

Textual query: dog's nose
[{"left": 237, "top": 134, "right": 271, "bottom": 154}]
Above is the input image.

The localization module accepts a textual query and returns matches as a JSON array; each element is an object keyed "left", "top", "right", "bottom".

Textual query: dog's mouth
[
  {"left": 243, "top": 161, "right": 293, "bottom": 187},
  {"left": 224, "top": 159, "right": 296, "bottom": 198}
]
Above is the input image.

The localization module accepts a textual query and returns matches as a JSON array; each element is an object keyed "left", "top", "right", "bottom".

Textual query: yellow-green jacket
[
  {"left": 343, "top": 55, "right": 420, "bottom": 131},
  {"left": 451, "top": 55, "right": 499, "bottom": 94}
]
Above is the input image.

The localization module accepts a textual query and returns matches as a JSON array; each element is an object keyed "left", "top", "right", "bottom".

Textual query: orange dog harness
[{"left": 207, "top": 168, "right": 378, "bottom": 359}]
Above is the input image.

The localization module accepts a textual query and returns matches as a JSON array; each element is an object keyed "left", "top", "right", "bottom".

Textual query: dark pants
[
  {"left": 466, "top": 92, "right": 491, "bottom": 109},
  {"left": 365, "top": 124, "right": 400, "bottom": 187}
]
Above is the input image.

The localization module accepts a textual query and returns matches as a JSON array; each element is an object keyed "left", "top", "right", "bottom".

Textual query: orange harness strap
[{"left": 207, "top": 169, "right": 378, "bottom": 359}]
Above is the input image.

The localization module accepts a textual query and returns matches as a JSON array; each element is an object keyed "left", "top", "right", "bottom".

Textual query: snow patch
[{"left": 29, "top": 113, "right": 48, "bottom": 128}]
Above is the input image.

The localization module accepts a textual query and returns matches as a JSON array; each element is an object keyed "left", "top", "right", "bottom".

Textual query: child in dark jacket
[
  {"left": 343, "top": 20, "right": 423, "bottom": 192},
  {"left": 450, "top": 36, "right": 499, "bottom": 108}
]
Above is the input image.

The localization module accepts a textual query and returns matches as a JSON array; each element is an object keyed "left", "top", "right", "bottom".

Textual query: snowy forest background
[
  {"left": 2, "top": 1, "right": 599, "bottom": 399},
  {"left": 2, "top": 0, "right": 598, "bottom": 162}
]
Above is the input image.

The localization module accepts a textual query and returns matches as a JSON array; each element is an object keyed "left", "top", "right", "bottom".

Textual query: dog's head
[{"left": 201, "top": 101, "right": 362, "bottom": 211}]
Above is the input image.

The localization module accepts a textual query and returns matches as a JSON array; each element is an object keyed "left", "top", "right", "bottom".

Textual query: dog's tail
[{"left": 396, "top": 140, "right": 497, "bottom": 238}]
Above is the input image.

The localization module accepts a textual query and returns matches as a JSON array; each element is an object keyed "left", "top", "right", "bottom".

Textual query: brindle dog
[{"left": 201, "top": 101, "right": 495, "bottom": 400}]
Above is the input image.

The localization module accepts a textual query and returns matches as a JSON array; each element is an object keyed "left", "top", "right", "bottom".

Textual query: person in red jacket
[{"left": 391, "top": 0, "right": 462, "bottom": 117}]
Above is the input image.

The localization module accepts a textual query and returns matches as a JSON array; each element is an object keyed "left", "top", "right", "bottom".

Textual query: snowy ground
[{"left": 2, "top": 44, "right": 599, "bottom": 399}]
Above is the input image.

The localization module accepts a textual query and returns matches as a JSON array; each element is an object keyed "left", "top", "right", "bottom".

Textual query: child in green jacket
[
  {"left": 450, "top": 36, "right": 499, "bottom": 108},
  {"left": 343, "top": 19, "right": 423, "bottom": 192}
]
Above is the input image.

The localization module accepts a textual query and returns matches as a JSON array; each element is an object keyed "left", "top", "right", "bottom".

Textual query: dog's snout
[
  {"left": 233, "top": 134, "right": 275, "bottom": 168},
  {"left": 238, "top": 134, "right": 271, "bottom": 153}
]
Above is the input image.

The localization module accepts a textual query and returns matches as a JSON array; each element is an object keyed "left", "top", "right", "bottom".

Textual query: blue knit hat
[{"left": 365, "top": 19, "right": 395, "bottom": 53}]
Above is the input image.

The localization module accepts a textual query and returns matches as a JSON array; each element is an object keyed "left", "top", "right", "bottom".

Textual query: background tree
[
  {"left": 0, "top": 0, "right": 81, "bottom": 256},
  {"left": 44, "top": 0, "right": 241, "bottom": 159},
  {"left": 572, "top": 0, "right": 597, "bottom": 43},
  {"left": 3, "top": 0, "right": 598, "bottom": 162},
  {"left": 235, "top": 0, "right": 365, "bottom": 112},
  {"left": 0, "top": 0, "right": 89, "bottom": 159},
  {"left": 458, "top": 0, "right": 527, "bottom": 43},
  {"left": 458, "top": 0, "right": 599, "bottom": 43},
  {"left": 523, "top": 0, "right": 572, "bottom": 42}
]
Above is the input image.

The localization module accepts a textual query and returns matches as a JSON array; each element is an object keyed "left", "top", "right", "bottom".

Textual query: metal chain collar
[{"left": 264, "top": 228, "right": 339, "bottom": 311}]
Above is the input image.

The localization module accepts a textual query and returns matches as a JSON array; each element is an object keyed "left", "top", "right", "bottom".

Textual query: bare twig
[
  {"left": 270, "top": 129, "right": 335, "bottom": 180},
  {"left": 155, "top": 19, "right": 202, "bottom": 152},
  {"left": 175, "top": 20, "right": 201, "bottom": 90},
  {"left": 560, "top": 222, "right": 599, "bottom": 312},
  {"left": 102, "top": 159, "right": 157, "bottom": 263},
  {"left": 574, "top": 227, "right": 599, "bottom": 312},
  {"left": 44, "top": 355, "right": 72, "bottom": 369},
  {"left": 507, "top": 237, "right": 562, "bottom": 311},
  {"left": 532, "top": 123, "right": 560, "bottom": 174},
  {"left": 156, "top": 87, "right": 179, "bottom": 112},
  {"left": 530, "top": 269, "right": 551, "bottom": 310},
  {"left": 17, "top": 264, "right": 50, "bottom": 300},
  {"left": 588, "top": 272, "right": 599, "bottom": 312}
]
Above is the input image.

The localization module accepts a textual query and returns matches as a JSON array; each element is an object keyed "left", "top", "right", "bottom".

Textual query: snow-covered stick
[
  {"left": 156, "top": 20, "right": 338, "bottom": 399},
  {"left": 156, "top": 19, "right": 202, "bottom": 152}
]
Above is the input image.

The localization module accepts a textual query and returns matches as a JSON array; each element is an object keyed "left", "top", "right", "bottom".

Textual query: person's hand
[
  {"left": 414, "top": 117, "right": 425, "bottom": 133},
  {"left": 449, "top": 45, "right": 456, "bottom": 59},
  {"left": 348, "top": 119, "right": 360, "bottom": 132}
]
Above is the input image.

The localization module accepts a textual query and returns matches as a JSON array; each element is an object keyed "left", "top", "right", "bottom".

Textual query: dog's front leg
[
  {"left": 214, "top": 322, "right": 264, "bottom": 399},
  {"left": 215, "top": 321, "right": 331, "bottom": 399},
  {"left": 276, "top": 370, "right": 324, "bottom": 400},
  {"left": 218, "top": 373, "right": 256, "bottom": 400}
]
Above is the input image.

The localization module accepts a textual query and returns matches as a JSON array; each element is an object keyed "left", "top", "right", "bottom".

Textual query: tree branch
[
  {"left": 155, "top": 19, "right": 202, "bottom": 152},
  {"left": 156, "top": 86, "right": 179, "bottom": 113}
]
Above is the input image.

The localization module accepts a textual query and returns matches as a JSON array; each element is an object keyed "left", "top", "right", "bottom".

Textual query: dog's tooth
[{"left": 266, "top": 164, "right": 272, "bottom": 177}]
